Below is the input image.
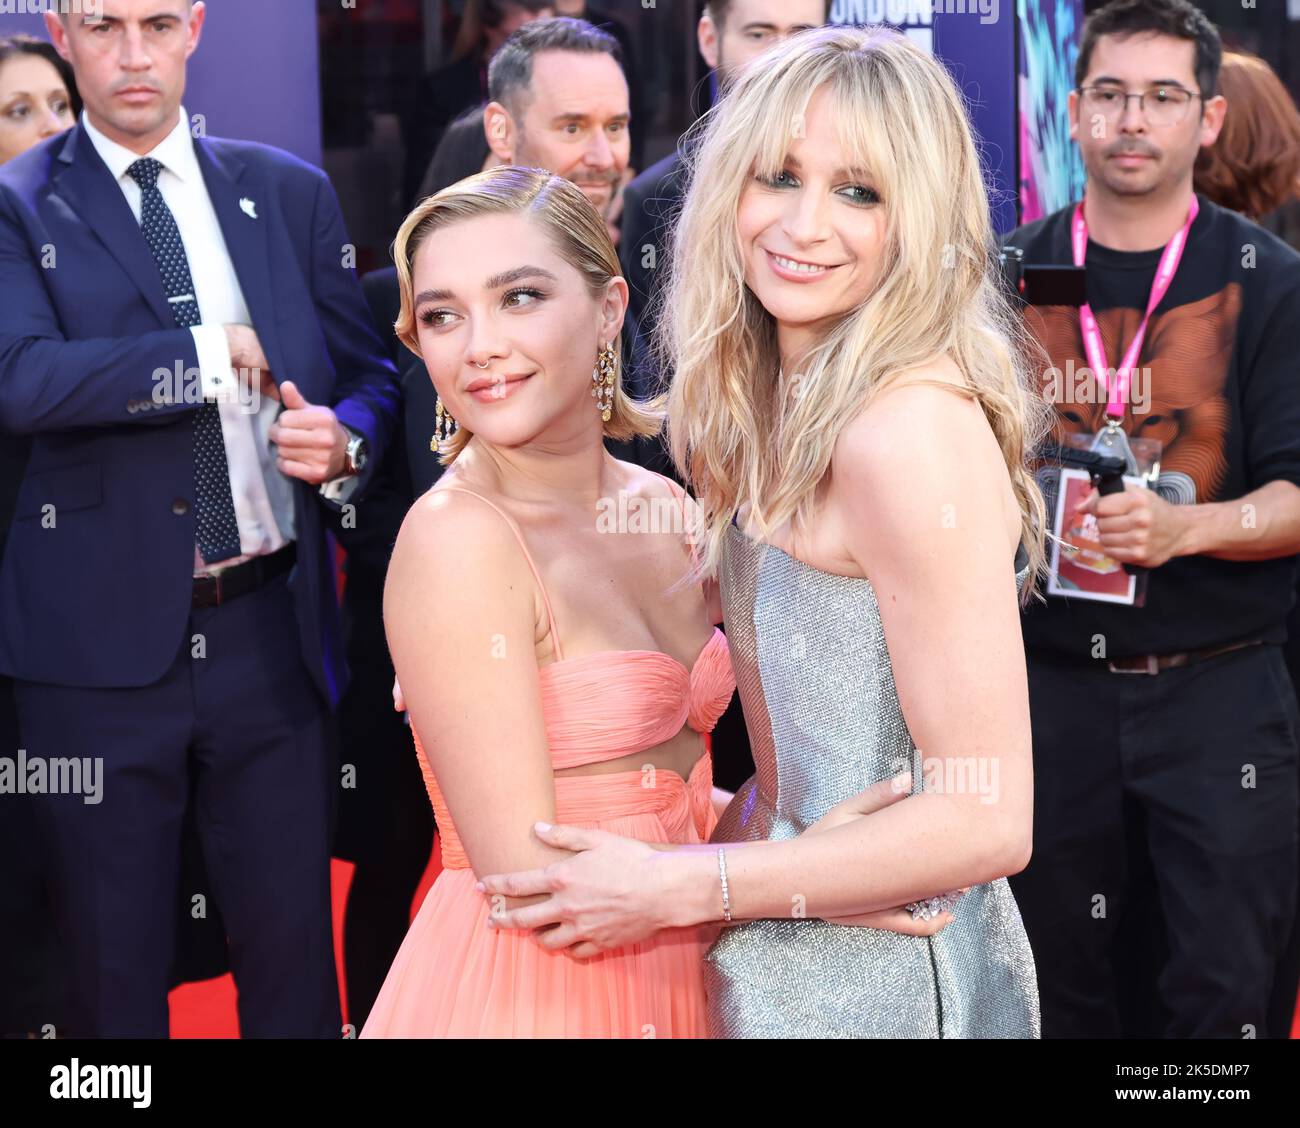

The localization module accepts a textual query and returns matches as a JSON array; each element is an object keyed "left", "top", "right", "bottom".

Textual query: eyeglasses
[{"left": 1079, "top": 85, "right": 1202, "bottom": 127}]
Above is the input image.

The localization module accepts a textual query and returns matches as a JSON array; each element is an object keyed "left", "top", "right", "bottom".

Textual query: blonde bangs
[{"left": 663, "top": 26, "right": 1050, "bottom": 599}]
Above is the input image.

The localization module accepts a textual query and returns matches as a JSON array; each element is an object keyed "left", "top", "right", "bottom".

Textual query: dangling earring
[
  {"left": 431, "top": 394, "right": 459, "bottom": 453},
  {"left": 591, "top": 341, "right": 617, "bottom": 423}
]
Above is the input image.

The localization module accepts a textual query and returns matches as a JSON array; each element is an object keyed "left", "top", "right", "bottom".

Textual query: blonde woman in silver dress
[{"left": 477, "top": 26, "right": 1046, "bottom": 1037}]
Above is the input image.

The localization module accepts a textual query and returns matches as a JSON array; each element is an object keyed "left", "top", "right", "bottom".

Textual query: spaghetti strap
[{"left": 434, "top": 486, "right": 564, "bottom": 661}]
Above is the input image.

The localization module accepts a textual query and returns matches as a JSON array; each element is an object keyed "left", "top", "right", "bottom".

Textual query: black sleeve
[
  {"left": 619, "top": 175, "right": 655, "bottom": 330},
  {"left": 600, "top": 16, "right": 646, "bottom": 171},
  {"left": 360, "top": 267, "right": 401, "bottom": 366},
  {"left": 331, "top": 269, "right": 414, "bottom": 573},
  {"left": 418, "top": 106, "right": 489, "bottom": 201},
  {"left": 1241, "top": 275, "right": 1300, "bottom": 494}
]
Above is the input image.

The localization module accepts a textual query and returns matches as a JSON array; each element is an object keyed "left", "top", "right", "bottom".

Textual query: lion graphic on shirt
[{"left": 1025, "top": 283, "right": 1241, "bottom": 503}]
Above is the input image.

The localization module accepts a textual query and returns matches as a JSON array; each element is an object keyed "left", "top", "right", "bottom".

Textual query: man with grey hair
[
  {"left": 483, "top": 15, "right": 629, "bottom": 239},
  {"left": 419, "top": 17, "right": 631, "bottom": 246}
]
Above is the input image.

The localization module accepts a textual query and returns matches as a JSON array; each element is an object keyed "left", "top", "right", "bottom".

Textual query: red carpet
[{"left": 166, "top": 836, "right": 443, "bottom": 1038}]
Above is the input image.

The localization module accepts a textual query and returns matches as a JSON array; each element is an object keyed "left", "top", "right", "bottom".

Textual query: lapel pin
[{"left": 239, "top": 197, "right": 258, "bottom": 219}]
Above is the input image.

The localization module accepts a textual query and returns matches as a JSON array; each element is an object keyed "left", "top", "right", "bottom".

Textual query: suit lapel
[
  {"left": 52, "top": 125, "right": 174, "bottom": 329},
  {"left": 195, "top": 138, "right": 282, "bottom": 376}
]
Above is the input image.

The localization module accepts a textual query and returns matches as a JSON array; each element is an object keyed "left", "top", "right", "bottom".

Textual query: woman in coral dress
[{"left": 359, "top": 166, "right": 735, "bottom": 1038}]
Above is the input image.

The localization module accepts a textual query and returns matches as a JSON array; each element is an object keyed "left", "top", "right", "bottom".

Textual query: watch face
[{"left": 348, "top": 436, "right": 368, "bottom": 473}]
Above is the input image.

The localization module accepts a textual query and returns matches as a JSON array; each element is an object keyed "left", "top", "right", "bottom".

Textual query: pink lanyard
[{"left": 1071, "top": 195, "right": 1199, "bottom": 420}]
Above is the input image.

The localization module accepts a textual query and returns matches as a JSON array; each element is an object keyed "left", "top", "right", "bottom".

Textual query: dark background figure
[
  {"left": 417, "top": 102, "right": 494, "bottom": 202},
  {"left": 0, "top": 33, "right": 77, "bottom": 162},
  {"left": 332, "top": 267, "right": 437, "bottom": 1033},
  {"left": 401, "top": 0, "right": 552, "bottom": 210},
  {"left": 1194, "top": 49, "right": 1300, "bottom": 1040},
  {"left": 1194, "top": 51, "right": 1300, "bottom": 251},
  {"left": 0, "top": 31, "right": 76, "bottom": 1040},
  {"left": 477, "top": 18, "right": 630, "bottom": 248}
]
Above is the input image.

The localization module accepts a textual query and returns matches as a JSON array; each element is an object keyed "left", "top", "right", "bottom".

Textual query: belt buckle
[{"left": 1108, "top": 654, "right": 1159, "bottom": 675}]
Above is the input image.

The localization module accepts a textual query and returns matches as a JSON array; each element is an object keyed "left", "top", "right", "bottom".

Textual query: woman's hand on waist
[
  {"left": 475, "top": 822, "right": 687, "bottom": 959},
  {"left": 801, "top": 772, "right": 963, "bottom": 936}
]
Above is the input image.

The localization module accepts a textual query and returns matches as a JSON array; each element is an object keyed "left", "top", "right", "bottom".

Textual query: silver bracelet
[{"left": 716, "top": 847, "right": 732, "bottom": 922}]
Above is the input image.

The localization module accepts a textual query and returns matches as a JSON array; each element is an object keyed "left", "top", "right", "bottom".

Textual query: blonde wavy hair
[
  {"left": 393, "top": 165, "right": 663, "bottom": 466},
  {"left": 660, "top": 26, "right": 1050, "bottom": 600}
]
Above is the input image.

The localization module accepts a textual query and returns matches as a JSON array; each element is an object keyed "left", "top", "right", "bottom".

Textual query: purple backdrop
[
  {"left": 0, "top": 0, "right": 321, "bottom": 168},
  {"left": 829, "top": 1, "right": 1020, "bottom": 236}
]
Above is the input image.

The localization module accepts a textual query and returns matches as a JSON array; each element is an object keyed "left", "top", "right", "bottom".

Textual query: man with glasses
[
  {"left": 1003, "top": 0, "right": 1300, "bottom": 1038},
  {"left": 1079, "top": 79, "right": 1201, "bottom": 127}
]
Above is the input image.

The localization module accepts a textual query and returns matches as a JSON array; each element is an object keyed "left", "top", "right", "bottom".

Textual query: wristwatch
[{"left": 343, "top": 429, "right": 369, "bottom": 477}]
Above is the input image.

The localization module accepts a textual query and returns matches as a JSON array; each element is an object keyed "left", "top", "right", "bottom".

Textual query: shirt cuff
[{"left": 191, "top": 325, "right": 237, "bottom": 403}]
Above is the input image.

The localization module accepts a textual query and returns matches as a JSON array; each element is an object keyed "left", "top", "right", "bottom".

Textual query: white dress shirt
[{"left": 84, "top": 107, "right": 305, "bottom": 576}]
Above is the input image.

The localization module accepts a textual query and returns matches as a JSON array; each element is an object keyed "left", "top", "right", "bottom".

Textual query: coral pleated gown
[{"left": 361, "top": 484, "right": 736, "bottom": 1038}]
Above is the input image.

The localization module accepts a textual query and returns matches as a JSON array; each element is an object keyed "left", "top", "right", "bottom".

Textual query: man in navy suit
[{"left": 0, "top": 0, "right": 399, "bottom": 1036}]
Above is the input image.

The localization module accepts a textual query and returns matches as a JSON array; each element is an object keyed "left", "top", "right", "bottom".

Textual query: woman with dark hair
[
  {"left": 1194, "top": 51, "right": 1300, "bottom": 236},
  {"left": 0, "top": 34, "right": 79, "bottom": 166}
]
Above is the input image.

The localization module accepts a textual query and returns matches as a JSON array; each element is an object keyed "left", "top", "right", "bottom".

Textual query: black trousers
[
  {"left": 15, "top": 572, "right": 341, "bottom": 1038},
  {"left": 0, "top": 674, "right": 71, "bottom": 1037},
  {"left": 333, "top": 567, "right": 434, "bottom": 1033},
  {"left": 1010, "top": 643, "right": 1299, "bottom": 1038}
]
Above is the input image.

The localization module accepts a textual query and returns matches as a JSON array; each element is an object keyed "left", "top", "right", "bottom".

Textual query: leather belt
[
  {"left": 192, "top": 543, "right": 296, "bottom": 608},
  {"left": 1106, "top": 635, "right": 1265, "bottom": 675}
]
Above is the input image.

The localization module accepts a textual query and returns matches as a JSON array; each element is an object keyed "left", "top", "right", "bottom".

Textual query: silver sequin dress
[{"left": 705, "top": 521, "right": 1041, "bottom": 1038}]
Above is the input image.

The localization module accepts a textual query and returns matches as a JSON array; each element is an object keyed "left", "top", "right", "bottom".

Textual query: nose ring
[{"left": 474, "top": 361, "right": 489, "bottom": 369}]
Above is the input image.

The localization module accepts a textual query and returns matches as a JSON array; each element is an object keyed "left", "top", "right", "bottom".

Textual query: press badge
[
  {"left": 1044, "top": 424, "right": 1162, "bottom": 607},
  {"left": 1038, "top": 195, "right": 1201, "bottom": 607}
]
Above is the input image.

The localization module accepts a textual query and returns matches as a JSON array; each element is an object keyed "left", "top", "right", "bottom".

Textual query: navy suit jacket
[
  {"left": 619, "top": 147, "right": 687, "bottom": 352},
  {"left": 0, "top": 123, "right": 400, "bottom": 708}
]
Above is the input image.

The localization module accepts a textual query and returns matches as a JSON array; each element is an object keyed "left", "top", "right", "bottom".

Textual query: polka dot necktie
[{"left": 128, "top": 157, "right": 241, "bottom": 564}]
